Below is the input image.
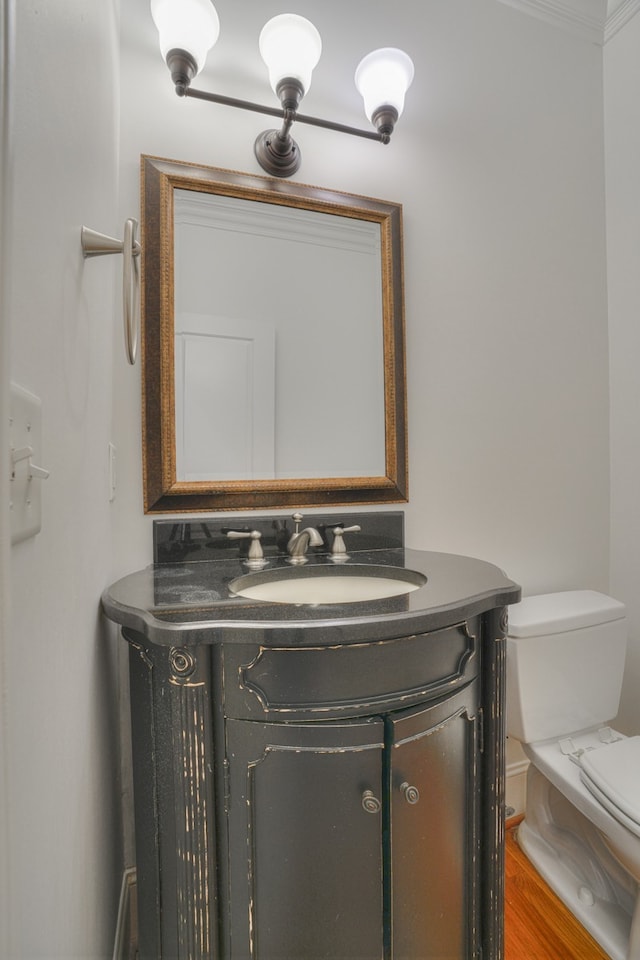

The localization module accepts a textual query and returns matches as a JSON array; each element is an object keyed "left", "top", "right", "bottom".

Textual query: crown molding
[
  {"left": 605, "top": 0, "right": 640, "bottom": 41},
  {"left": 496, "top": 0, "right": 607, "bottom": 43},
  {"left": 497, "top": 0, "right": 640, "bottom": 44}
]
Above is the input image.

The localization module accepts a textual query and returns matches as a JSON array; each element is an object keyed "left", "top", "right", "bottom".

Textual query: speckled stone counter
[
  {"left": 103, "top": 545, "right": 520, "bottom": 646},
  {"left": 102, "top": 510, "right": 520, "bottom": 646}
]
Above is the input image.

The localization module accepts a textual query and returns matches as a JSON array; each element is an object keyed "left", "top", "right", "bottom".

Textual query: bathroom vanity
[{"left": 102, "top": 514, "right": 520, "bottom": 960}]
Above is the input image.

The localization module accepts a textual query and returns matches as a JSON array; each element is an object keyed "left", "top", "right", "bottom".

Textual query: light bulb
[
  {"left": 355, "top": 47, "right": 414, "bottom": 122},
  {"left": 150, "top": 0, "right": 220, "bottom": 75},
  {"left": 259, "top": 14, "right": 322, "bottom": 96}
]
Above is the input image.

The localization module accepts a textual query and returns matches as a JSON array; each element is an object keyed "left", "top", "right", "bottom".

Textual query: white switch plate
[{"left": 10, "top": 383, "right": 46, "bottom": 544}]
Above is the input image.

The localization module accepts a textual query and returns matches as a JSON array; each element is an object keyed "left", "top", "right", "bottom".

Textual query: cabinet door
[
  {"left": 388, "top": 683, "right": 480, "bottom": 960},
  {"left": 226, "top": 717, "right": 385, "bottom": 960}
]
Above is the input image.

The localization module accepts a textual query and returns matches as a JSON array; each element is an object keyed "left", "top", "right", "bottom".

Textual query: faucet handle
[
  {"left": 226, "top": 529, "right": 267, "bottom": 570},
  {"left": 330, "top": 524, "right": 361, "bottom": 562}
]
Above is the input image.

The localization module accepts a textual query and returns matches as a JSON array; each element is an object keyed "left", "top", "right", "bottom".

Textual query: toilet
[{"left": 506, "top": 590, "right": 640, "bottom": 960}]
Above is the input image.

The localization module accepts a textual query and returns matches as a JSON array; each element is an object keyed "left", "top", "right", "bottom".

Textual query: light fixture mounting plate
[{"left": 254, "top": 130, "right": 301, "bottom": 178}]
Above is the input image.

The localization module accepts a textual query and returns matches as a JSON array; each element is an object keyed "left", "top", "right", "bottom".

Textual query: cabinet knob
[
  {"left": 400, "top": 781, "right": 420, "bottom": 805},
  {"left": 361, "top": 790, "right": 381, "bottom": 814}
]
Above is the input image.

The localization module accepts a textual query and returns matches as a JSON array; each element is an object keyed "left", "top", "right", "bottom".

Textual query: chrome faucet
[{"left": 287, "top": 513, "right": 323, "bottom": 564}]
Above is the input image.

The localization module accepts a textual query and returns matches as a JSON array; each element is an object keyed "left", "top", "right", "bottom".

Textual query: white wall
[
  {"left": 116, "top": 0, "right": 610, "bottom": 600},
  {"left": 2, "top": 1, "right": 125, "bottom": 956},
  {"left": 403, "top": 3, "right": 609, "bottom": 596},
  {"left": 0, "top": 2, "right": 14, "bottom": 953},
  {"left": 0, "top": 0, "right": 620, "bottom": 953},
  {"left": 604, "top": 13, "right": 640, "bottom": 735}
]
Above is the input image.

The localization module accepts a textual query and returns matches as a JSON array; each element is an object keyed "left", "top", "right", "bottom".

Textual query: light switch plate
[{"left": 10, "top": 383, "right": 46, "bottom": 544}]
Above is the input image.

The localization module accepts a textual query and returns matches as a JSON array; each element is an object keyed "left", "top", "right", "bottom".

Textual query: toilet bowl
[{"left": 506, "top": 591, "right": 640, "bottom": 960}]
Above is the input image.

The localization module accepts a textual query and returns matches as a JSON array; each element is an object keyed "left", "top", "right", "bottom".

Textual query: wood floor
[{"left": 505, "top": 817, "right": 610, "bottom": 960}]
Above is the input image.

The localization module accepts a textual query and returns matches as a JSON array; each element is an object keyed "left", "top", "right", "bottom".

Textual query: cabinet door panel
[
  {"left": 388, "top": 685, "right": 479, "bottom": 960},
  {"left": 226, "top": 718, "right": 385, "bottom": 960}
]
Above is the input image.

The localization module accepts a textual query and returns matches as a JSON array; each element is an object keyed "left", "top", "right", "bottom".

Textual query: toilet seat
[{"left": 578, "top": 736, "right": 640, "bottom": 838}]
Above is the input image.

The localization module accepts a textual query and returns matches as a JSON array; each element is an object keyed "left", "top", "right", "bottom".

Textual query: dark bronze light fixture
[{"left": 150, "top": 0, "right": 414, "bottom": 178}]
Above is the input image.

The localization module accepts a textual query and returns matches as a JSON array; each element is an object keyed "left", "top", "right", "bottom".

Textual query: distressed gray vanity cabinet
[
  {"left": 125, "top": 614, "right": 499, "bottom": 960},
  {"left": 104, "top": 534, "right": 519, "bottom": 960}
]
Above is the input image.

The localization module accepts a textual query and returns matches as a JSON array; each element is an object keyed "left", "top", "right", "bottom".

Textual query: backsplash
[{"left": 153, "top": 512, "right": 405, "bottom": 564}]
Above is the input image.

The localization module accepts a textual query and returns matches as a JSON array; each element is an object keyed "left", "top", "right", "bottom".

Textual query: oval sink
[{"left": 229, "top": 564, "right": 427, "bottom": 605}]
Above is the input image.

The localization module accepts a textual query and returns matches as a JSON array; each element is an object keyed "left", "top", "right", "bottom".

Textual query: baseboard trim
[
  {"left": 506, "top": 758, "right": 529, "bottom": 818},
  {"left": 507, "top": 758, "right": 530, "bottom": 778},
  {"left": 113, "top": 868, "right": 137, "bottom": 960}
]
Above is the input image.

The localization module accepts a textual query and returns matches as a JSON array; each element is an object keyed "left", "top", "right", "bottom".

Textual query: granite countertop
[{"left": 102, "top": 547, "right": 521, "bottom": 647}]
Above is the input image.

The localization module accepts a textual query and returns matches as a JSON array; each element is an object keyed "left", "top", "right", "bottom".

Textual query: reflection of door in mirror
[
  {"left": 175, "top": 313, "right": 276, "bottom": 481},
  {"left": 173, "top": 190, "right": 386, "bottom": 481}
]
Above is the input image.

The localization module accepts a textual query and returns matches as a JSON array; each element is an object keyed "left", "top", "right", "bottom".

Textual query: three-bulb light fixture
[{"left": 150, "top": 0, "right": 415, "bottom": 178}]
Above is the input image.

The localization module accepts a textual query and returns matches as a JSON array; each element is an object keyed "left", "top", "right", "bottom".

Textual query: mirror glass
[{"left": 141, "top": 156, "right": 407, "bottom": 513}]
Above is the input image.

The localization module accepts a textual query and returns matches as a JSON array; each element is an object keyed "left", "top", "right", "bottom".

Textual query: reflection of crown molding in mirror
[
  {"left": 174, "top": 191, "right": 381, "bottom": 255},
  {"left": 141, "top": 155, "right": 408, "bottom": 514}
]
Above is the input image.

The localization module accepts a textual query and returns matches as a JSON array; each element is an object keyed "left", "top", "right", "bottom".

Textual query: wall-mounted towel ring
[{"left": 81, "top": 218, "right": 141, "bottom": 365}]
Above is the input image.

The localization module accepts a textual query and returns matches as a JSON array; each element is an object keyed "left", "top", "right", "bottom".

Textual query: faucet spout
[{"left": 287, "top": 526, "right": 323, "bottom": 563}]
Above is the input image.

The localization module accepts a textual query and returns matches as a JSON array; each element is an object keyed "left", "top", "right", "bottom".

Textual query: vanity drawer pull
[{"left": 362, "top": 790, "right": 382, "bottom": 814}]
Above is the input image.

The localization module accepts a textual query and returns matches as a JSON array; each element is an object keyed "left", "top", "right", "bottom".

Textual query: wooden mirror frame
[{"left": 141, "top": 155, "right": 408, "bottom": 513}]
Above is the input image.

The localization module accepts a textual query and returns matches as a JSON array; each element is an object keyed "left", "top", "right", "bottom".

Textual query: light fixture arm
[
  {"left": 168, "top": 59, "right": 395, "bottom": 176},
  {"left": 180, "top": 82, "right": 390, "bottom": 142}
]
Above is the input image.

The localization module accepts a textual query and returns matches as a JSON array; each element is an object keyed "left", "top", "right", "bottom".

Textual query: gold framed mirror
[{"left": 141, "top": 155, "right": 408, "bottom": 513}]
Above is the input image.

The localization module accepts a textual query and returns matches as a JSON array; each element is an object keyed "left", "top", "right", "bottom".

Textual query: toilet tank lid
[{"left": 508, "top": 590, "right": 626, "bottom": 637}]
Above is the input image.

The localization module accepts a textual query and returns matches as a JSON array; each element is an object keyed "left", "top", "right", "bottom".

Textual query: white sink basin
[{"left": 229, "top": 565, "right": 427, "bottom": 605}]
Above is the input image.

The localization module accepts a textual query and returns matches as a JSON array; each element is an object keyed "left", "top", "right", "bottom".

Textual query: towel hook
[{"left": 81, "top": 218, "right": 141, "bottom": 365}]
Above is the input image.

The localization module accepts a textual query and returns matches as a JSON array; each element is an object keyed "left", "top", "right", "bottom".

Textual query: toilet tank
[{"left": 506, "top": 591, "right": 627, "bottom": 744}]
